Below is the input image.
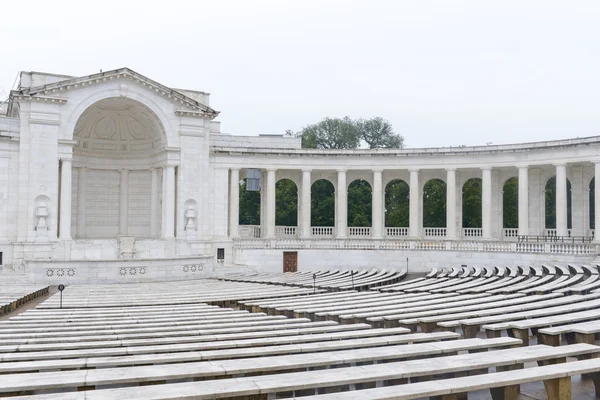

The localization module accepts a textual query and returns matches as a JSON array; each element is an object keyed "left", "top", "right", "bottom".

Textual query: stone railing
[
  {"left": 238, "top": 225, "right": 261, "bottom": 238},
  {"left": 423, "top": 227, "right": 446, "bottom": 238},
  {"left": 462, "top": 228, "right": 482, "bottom": 238},
  {"left": 544, "top": 228, "right": 573, "bottom": 237},
  {"left": 348, "top": 227, "right": 371, "bottom": 237},
  {"left": 275, "top": 226, "right": 297, "bottom": 237},
  {"left": 312, "top": 226, "right": 334, "bottom": 237},
  {"left": 386, "top": 227, "right": 409, "bottom": 237},
  {"left": 234, "top": 238, "right": 599, "bottom": 255},
  {"left": 502, "top": 228, "right": 519, "bottom": 239}
]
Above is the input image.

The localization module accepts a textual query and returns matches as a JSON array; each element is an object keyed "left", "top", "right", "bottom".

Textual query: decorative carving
[
  {"left": 183, "top": 264, "right": 204, "bottom": 273},
  {"left": 45, "top": 268, "right": 76, "bottom": 278},
  {"left": 118, "top": 267, "right": 147, "bottom": 277}
]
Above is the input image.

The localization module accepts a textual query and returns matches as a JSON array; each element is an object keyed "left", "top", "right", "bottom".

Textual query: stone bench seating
[
  {"left": 485, "top": 307, "right": 600, "bottom": 346},
  {"left": 335, "top": 270, "right": 407, "bottom": 291},
  {"left": 334, "top": 294, "right": 494, "bottom": 325},
  {"left": 0, "top": 337, "right": 520, "bottom": 395},
  {"left": 482, "top": 294, "right": 600, "bottom": 344},
  {"left": 460, "top": 275, "right": 530, "bottom": 293},
  {"left": 4, "top": 343, "right": 599, "bottom": 400},
  {"left": 486, "top": 275, "right": 544, "bottom": 294},
  {"left": 417, "top": 293, "right": 573, "bottom": 333},
  {"left": 380, "top": 293, "right": 558, "bottom": 331},
  {"left": 0, "top": 285, "right": 49, "bottom": 315},
  {"left": 531, "top": 265, "right": 544, "bottom": 276},
  {"left": 298, "top": 293, "right": 483, "bottom": 322},
  {"left": 290, "top": 293, "right": 442, "bottom": 320},
  {"left": 402, "top": 277, "right": 476, "bottom": 293},
  {"left": 493, "top": 274, "right": 557, "bottom": 294},
  {"left": 0, "top": 321, "right": 361, "bottom": 345},
  {"left": 431, "top": 276, "right": 496, "bottom": 292},
  {"left": 240, "top": 291, "right": 382, "bottom": 313},
  {"left": 0, "top": 329, "right": 457, "bottom": 363},
  {"left": 299, "top": 293, "right": 458, "bottom": 321},
  {"left": 247, "top": 291, "right": 400, "bottom": 315},
  {"left": 323, "top": 294, "right": 492, "bottom": 324},
  {"left": 381, "top": 277, "right": 451, "bottom": 292},
  {"left": 222, "top": 269, "right": 406, "bottom": 291},
  {"left": 297, "top": 357, "right": 600, "bottom": 400},
  {"left": 335, "top": 294, "right": 500, "bottom": 326},
  {"left": 0, "top": 329, "right": 446, "bottom": 374},
  {"left": 454, "top": 293, "right": 600, "bottom": 338},
  {"left": 538, "top": 320, "right": 600, "bottom": 347},
  {"left": 521, "top": 272, "right": 584, "bottom": 294}
]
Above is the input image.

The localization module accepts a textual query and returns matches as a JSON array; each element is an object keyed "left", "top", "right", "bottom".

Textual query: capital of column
[
  {"left": 408, "top": 168, "right": 420, "bottom": 173},
  {"left": 445, "top": 167, "right": 457, "bottom": 172},
  {"left": 553, "top": 162, "right": 567, "bottom": 167},
  {"left": 372, "top": 168, "right": 383, "bottom": 173},
  {"left": 336, "top": 168, "right": 347, "bottom": 173},
  {"left": 480, "top": 165, "right": 492, "bottom": 171},
  {"left": 301, "top": 168, "right": 312, "bottom": 173},
  {"left": 516, "top": 164, "right": 529, "bottom": 170},
  {"left": 230, "top": 167, "right": 240, "bottom": 172},
  {"left": 266, "top": 168, "right": 277, "bottom": 172}
]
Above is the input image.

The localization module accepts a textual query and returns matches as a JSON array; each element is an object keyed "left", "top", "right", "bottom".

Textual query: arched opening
[
  {"left": 423, "top": 179, "right": 446, "bottom": 228},
  {"left": 275, "top": 179, "right": 298, "bottom": 226},
  {"left": 311, "top": 179, "right": 335, "bottom": 228},
  {"left": 239, "top": 178, "right": 261, "bottom": 226},
  {"left": 72, "top": 97, "right": 167, "bottom": 239},
  {"left": 348, "top": 179, "right": 372, "bottom": 227},
  {"left": 385, "top": 180, "right": 409, "bottom": 233},
  {"left": 545, "top": 176, "right": 572, "bottom": 231},
  {"left": 502, "top": 177, "right": 518, "bottom": 229},
  {"left": 462, "top": 178, "right": 482, "bottom": 229},
  {"left": 590, "top": 177, "right": 595, "bottom": 231}
]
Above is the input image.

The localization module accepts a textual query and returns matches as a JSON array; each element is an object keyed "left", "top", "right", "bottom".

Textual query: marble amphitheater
[{"left": 1, "top": 68, "right": 600, "bottom": 399}]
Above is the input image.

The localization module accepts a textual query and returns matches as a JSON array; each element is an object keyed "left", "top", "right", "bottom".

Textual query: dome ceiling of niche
[{"left": 73, "top": 98, "right": 165, "bottom": 156}]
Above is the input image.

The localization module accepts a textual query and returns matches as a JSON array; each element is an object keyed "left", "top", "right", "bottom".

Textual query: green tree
[
  {"left": 299, "top": 117, "right": 360, "bottom": 149},
  {"left": 348, "top": 180, "right": 372, "bottom": 227},
  {"left": 462, "top": 178, "right": 482, "bottom": 228},
  {"left": 423, "top": 179, "right": 446, "bottom": 227},
  {"left": 385, "top": 180, "right": 410, "bottom": 227},
  {"left": 238, "top": 179, "right": 260, "bottom": 225},
  {"left": 503, "top": 177, "right": 518, "bottom": 229},
  {"left": 276, "top": 179, "right": 297, "bottom": 226},
  {"left": 357, "top": 117, "right": 403, "bottom": 149},
  {"left": 311, "top": 179, "right": 335, "bottom": 226}
]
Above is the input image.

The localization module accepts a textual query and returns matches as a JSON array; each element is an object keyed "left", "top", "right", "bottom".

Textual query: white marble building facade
[{"left": 0, "top": 68, "right": 599, "bottom": 282}]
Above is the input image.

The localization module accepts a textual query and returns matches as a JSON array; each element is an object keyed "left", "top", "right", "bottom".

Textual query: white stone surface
[{"left": 1, "top": 67, "right": 599, "bottom": 281}]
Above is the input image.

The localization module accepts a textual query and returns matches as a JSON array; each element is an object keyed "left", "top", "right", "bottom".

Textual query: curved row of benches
[
  {"left": 221, "top": 268, "right": 406, "bottom": 291},
  {"left": 1, "top": 290, "right": 598, "bottom": 400},
  {"left": 0, "top": 285, "right": 49, "bottom": 316}
]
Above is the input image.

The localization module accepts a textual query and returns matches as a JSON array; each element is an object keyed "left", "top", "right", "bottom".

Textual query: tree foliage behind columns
[
  {"left": 275, "top": 179, "right": 298, "bottom": 226},
  {"left": 423, "top": 179, "right": 447, "bottom": 228},
  {"left": 348, "top": 180, "right": 372, "bottom": 227},
  {"left": 503, "top": 177, "right": 518, "bottom": 229},
  {"left": 462, "top": 178, "right": 482, "bottom": 228},
  {"left": 385, "top": 180, "right": 410, "bottom": 227}
]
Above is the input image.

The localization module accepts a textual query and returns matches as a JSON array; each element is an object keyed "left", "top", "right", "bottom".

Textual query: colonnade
[
  {"left": 57, "top": 160, "right": 178, "bottom": 240},
  {"left": 229, "top": 163, "right": 600, "bottom": 242}
]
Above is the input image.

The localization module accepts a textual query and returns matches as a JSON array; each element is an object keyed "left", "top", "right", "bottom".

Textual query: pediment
[{"left": 10, "top": 68, "right": 219, "bottom": 119}]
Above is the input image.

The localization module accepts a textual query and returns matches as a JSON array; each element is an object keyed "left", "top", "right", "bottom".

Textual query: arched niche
[
  {"left": 72, "top": 97, "right": 167, "bottom": 239},
  {"left": 385, "top": 179, "right": 409, "bottom": 227}
]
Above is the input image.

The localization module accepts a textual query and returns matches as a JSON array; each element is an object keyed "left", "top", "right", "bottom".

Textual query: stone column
[
  {"left": 119, "top": 169, "right": 129, "bottom": 235},
  {"left": 555, "top": 163, "right": 568, "bottom": 237},
  {"left": 58, "top": 158, "right": 72, "bottom": 240},
  {"left": 336, "top": 169, "right": 348, "bottom": 238},
  {"left": 446, "top": 168, "right": 457, "bottom": 239},
  {"left": 76, "top": 167, "right": 87, "bottom": 238},
  {"left": 229, "top": 168, "right": 240, "bottom": 238},
  {"left": 409, "top": 169, "right": 420, "bottom": 238},
  {"left": 265, "top": 169, "right": 277, "bottom": 239},
  {"left": 518, "top": 166, "right": 529, "bottom": 236},
  {"left": 300, "top": 169, "right": 312, "bottom": 238},
  {"left": 482, "top": 167, "right": 492, "bottom": 239},
  {"left": 162, "top": 165, "right": 176, "bottom": 239},
  {"left": 150, "top": 168, "right": 160, "bottom": 238},
  {"left": 372, "top": 169, "right": 383, "bottom": 239},
  {"left": 595, "top": 162, "right": 600, "bottom": 243}
]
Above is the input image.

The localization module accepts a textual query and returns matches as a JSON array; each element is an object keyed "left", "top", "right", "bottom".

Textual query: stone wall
[{"left": 234, "top": 247, "right": 596, "bottom": 275}]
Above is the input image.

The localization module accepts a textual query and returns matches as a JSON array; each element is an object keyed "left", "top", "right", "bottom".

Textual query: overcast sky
[{"left": 1, "top": 0, "right": 599, "bottom": 147}]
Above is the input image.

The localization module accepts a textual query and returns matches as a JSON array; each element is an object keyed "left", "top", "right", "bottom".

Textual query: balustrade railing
[
  {"left": 238, "top": 225, "right": 261, "bottom": 238},
  {"left": 348, "top": 227, "right": 372, "bottom": 237},
  {"left": 423, "top": 227, "right": 446, "bottom": 238},
  {"left": 275, "top": 226, "right": 297, "bottom": 237},
  {"left": 462, "top": 228, "right": 482, "bottom": 238},
  {"left": 502, "top": 228, "right": 519, "bottom": 239},
  {"left": 385, "top": 227, "right": 409, "bottom": 237},
  {"left": 233, "top": 238, "right": 599, "bottom": 255},
  {"left": 312, "top": 226, "right": 334, "bottom": 237},
  {"left": 544, "top": 229, "right": 573, "bottom": 237}
]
